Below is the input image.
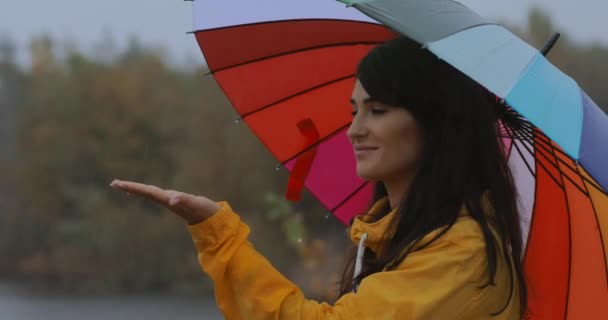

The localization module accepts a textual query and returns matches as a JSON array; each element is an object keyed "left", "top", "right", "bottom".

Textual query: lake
[{"left": 0, "top": 283, "right": 223, "bottom": 320}]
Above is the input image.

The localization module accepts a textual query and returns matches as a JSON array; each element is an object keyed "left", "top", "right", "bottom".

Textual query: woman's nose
[{"left": 347, "top": 114, "right": 367, "bottom": 142}]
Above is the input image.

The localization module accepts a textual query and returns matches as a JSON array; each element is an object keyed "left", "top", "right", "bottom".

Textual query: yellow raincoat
[{"left": 188, "top": 197, "right": 520, "bottom": 319}]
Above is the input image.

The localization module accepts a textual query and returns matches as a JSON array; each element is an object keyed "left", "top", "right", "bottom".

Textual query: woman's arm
[
  {"left": 109, "top": 180, "right": 505, "bottom": 319},
  {"left": 190, "top": 202, "right": 493, "bottom": 320}
]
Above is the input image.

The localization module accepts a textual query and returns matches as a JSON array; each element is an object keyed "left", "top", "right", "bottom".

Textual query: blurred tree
[
  {"left": 261, "top": 191, "right": 346, "bottom": 301},
  {"left": 527, "top": 7, "right": 556, "bottom": 49},
  {"left": 92, "top": 28, "right": 118, "bottom": 64},
  {"left": 30, "top": 35, "right": 56, "bottom": 75},
  {"left": 5, "top": 7, "right": 606, "bottom": 295},
  {"left": 522, "top": 8, "right": 608, "bottom": 112},
  {"left": 9, "top": 33, "right": 297, "bottom": 294},
  {"left": 0, "top": 35, "right": 23, "bottom": 276},
  {"left": 0, "top": 35, "right": 21, "bottom": 161},
  {"left": 14, "top": 36, "right": 199, "bottom": 291}
]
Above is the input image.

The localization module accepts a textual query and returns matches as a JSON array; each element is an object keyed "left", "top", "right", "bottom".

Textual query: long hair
[{"left": 338, "top": 36, "right": 527, "bottom": 317}]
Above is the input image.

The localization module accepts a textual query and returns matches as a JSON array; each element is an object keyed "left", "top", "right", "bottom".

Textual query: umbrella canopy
[
  {"left": 190, "top": 0, "right": 608, "bottom": 318},
  {"left": 341, "top": 0, "right": 608, "bottom": 191},
  {"left": 191, "top": 0, "right": 395, "bottom": 222},
  {"left": 341, "top": 1, "right": 608, "bottom": 318}
]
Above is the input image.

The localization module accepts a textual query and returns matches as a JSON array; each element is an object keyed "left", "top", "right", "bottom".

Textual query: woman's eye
[
  {"left": 371, "top": 109, "right": 387, "bottom": 115},
  {"left": 351, "top": 109, "right": 386, "bottom": 116}
]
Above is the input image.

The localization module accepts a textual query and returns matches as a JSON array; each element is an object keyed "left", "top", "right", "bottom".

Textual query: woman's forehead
[{"left": 351, "top": 80, "right": 371, "bottom": 103}]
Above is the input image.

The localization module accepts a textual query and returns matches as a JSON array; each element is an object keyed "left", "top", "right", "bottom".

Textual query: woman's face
[{"left": 347, "top": 79, "right": 424, "bottom": 182}]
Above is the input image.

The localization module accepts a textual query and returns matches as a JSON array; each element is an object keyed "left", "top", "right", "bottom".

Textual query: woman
[{"left": 111, "top": 36, "right": 527, "bottom": 319}]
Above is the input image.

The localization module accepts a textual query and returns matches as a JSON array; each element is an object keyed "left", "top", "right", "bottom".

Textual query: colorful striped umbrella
[
  {"left": 189, "top": 0, "right": 608, "bottom": 318},
  {"left": 190, "top": 0, "right": 393, "bottom": 222}
]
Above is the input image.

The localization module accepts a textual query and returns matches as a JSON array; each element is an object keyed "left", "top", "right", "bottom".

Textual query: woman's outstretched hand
[{"left": 110, "top": 179, "right": 221, "bottom": 225}]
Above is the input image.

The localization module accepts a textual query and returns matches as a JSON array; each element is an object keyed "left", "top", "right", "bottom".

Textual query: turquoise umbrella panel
[{"left": 345, "top": 0, "right": 608, "bottom": 191}]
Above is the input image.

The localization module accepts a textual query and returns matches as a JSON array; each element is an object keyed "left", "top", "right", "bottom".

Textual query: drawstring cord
[{"left": 353, "top": 233, "right": 368, "bottom": 293}]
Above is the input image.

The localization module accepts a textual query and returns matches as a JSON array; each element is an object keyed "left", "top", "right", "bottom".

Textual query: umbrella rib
[
  {"left": 495, "top": 99, "right": 537, "bottom": 131},
  {"left": 203, "top": 41, "right": 384, "bottom": 75},
  {"left": 531, "top": 128, "right": 552, "bottom": 144},
  {"left": 511, "top": 122, "right": 542, "bottom": 266},
  {"left": 329, "top": 180, "right": 371, "bottom": 214},
  {"left": 277, "top": 122, "right": 351, "bottom": 170},
  {"left": 503, "top": 115, "right": 536, "bottom": 132},
  {"left": 501, "top": 124, "right": 515, "bottom": 160},
  {"left": 511, "top": 129, "right": 570, "bottom": 191},
  {"left": 532, "top": 133, "right": 583, "bottom": 167},
  {"left": 240, "top": 74, "right": 356, "bottom": 120},
  {"left": 497, "top": 133, "right": 533, "bottom": 142},
  {"left": 513, "top": 122, "right": 566, "bottom": 156},
  {"left": 513, "top": 128, "right": 602, "bottom": 197},
  {"left": 498, "top": 131, "right": 527, "bottom": 140},
  {"left": 550, "top": 145, "right": 574, "bottom": 320},
  {"left": 505, "top": 128, "right": 536, "bottom": 179},
  {"left": 516, "top": 130, "right": 606, "bottom": 196},
  {"left": 498, "top": 127, "right": 534, "bottom": 142},
  {"left": 512, "top": 125, "right": 573, "bottom": 300},
  {"left": 518, "top": 123, "right": 540, "bottom": 137},
  {"left": 497, "top": 117, "right": 535, "bottom": 141},
  {"left": 542, "top": 149, "right": 600, "bottom": 182},
  {"left": 575, "top": 165, "right": 608, "bottom": 288},
  {"left": 533, "top": 143, "right": 581, "bottom": 179},
  {"left": 504, "top": 121, "right": 535, "bottom": 137},
  {"left": 578, "top": 174, "right": 608, "bottom": 196},
  {"left": 522, "top": 154, "right": 541, "bottom": 265},
  {"left": 509, "top": 126, "right": 604, "bottom": 194},
  {"left": 519, "top": 132, "right": 577, "bottom": 172},
  {"left": 498, "top": 122, "right": 533, "bottom": 137},
  {"left": 496, "top": 102, "right": 553, "bottom": 146},
  {"left": 503, "top": 128, "right": 550, "bottom": 294},
  {"left": 507, "top": 127, "right": 565, "bottom": 190}
]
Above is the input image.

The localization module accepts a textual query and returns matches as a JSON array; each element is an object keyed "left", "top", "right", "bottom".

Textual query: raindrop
[
  {"left": 297, "top": 238, "right": 303, "bottom": 244},
  {"left": 234, "top": 118, "right": 242, "bottom": 124},
  {"left": 324, "top": 213, "right": 330, "bottom": 219}
]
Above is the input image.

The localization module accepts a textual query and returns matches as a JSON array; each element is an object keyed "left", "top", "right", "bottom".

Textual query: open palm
[{"left": 110, "top": 180, "right": 220, "bottom": 225}]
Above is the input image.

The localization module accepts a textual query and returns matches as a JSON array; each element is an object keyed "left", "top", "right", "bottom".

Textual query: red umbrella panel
[
  {"left": 505, "top": 130, "right": 608, "bottom": 318},
  {"left": 192, "top": 1, "right": 395, "bottom": 223}
]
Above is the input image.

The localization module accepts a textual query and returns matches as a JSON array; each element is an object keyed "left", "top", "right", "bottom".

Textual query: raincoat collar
[
  {"left": 349, "top": 196, "right": 394, "bottom": 255},
  {"left": 348, "top": 194, "right": 485, "bottom": 254}
]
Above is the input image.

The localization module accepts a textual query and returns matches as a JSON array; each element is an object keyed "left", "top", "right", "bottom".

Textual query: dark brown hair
[{"left": 339, "top": 36, "right": 527, "bottom": 317}]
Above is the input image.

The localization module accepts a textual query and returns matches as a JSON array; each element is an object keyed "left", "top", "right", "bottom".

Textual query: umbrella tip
[{"left": 540, "top": 33, "right": 561, "bottom": 56}]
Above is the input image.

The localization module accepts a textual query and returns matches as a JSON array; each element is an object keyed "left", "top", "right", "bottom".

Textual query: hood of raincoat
[{"left": 349, "top": 194, "right": 488, "bottom": 255}]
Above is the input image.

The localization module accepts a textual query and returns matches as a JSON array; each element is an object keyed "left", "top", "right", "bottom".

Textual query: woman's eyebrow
[{"left": 350, "top": 97, "right": 377, "bottom": 106}]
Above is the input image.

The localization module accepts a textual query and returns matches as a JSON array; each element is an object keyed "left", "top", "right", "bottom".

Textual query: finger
[
  {"left": 111, "top": 180, "right": 171, "bottom": 205},
  {"left": 167, "top": 192, "right": 193, "bottom": 208},
  {"left": 166, "top": 190, "right": 187, "bottom": 206},
  {"left": 163, "top": 191, "right": 210, "bottom": 223},
  {"left": 169, "top": 194, "right": 217, "bottom": 224},
  {"left": 174, "top": 194, "right": 219, "bottom": 216},
  {"left": 111, "top": 181, "right": 202, "bottom": 222},
  {"left": 163, "top": 190, "right": 204, "bottom": 213}
]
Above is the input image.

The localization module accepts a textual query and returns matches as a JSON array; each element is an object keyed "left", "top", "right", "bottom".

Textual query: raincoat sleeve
[{"left": 188, "top": 202, "right": 489, "bottom": 320}]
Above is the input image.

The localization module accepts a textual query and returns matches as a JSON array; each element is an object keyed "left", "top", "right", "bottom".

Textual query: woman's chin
[{"left": 355, "top": 168, "right": 380, "bottom": 181}]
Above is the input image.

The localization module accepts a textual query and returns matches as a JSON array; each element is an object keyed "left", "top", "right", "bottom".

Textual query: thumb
[{"left": 169, "top": 193, "right": 220, "bottom": 221}]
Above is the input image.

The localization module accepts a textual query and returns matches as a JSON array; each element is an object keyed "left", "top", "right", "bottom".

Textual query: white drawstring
[{"left": 353, "top": 233, "right": 368, "bottom": 293}]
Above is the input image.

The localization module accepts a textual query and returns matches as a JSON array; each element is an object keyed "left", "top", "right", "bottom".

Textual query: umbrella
[
  {"left": 189, "top": 0, "right": 608, "bottom": 318},
  {"left": 190, "top": 0, "right": 394, "bottom": 223},
  {"left": 340, "top": 1, "right": 608, "bottom": 318}
]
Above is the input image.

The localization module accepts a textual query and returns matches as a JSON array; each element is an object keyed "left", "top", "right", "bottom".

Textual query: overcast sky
[{"left": 1, "top": 0, "right": 607, "bottom": 66}]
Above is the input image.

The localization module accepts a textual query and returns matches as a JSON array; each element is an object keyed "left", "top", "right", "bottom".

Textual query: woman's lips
[{"left": 354, "top": 148, "right": 377, "bottom": 157}]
